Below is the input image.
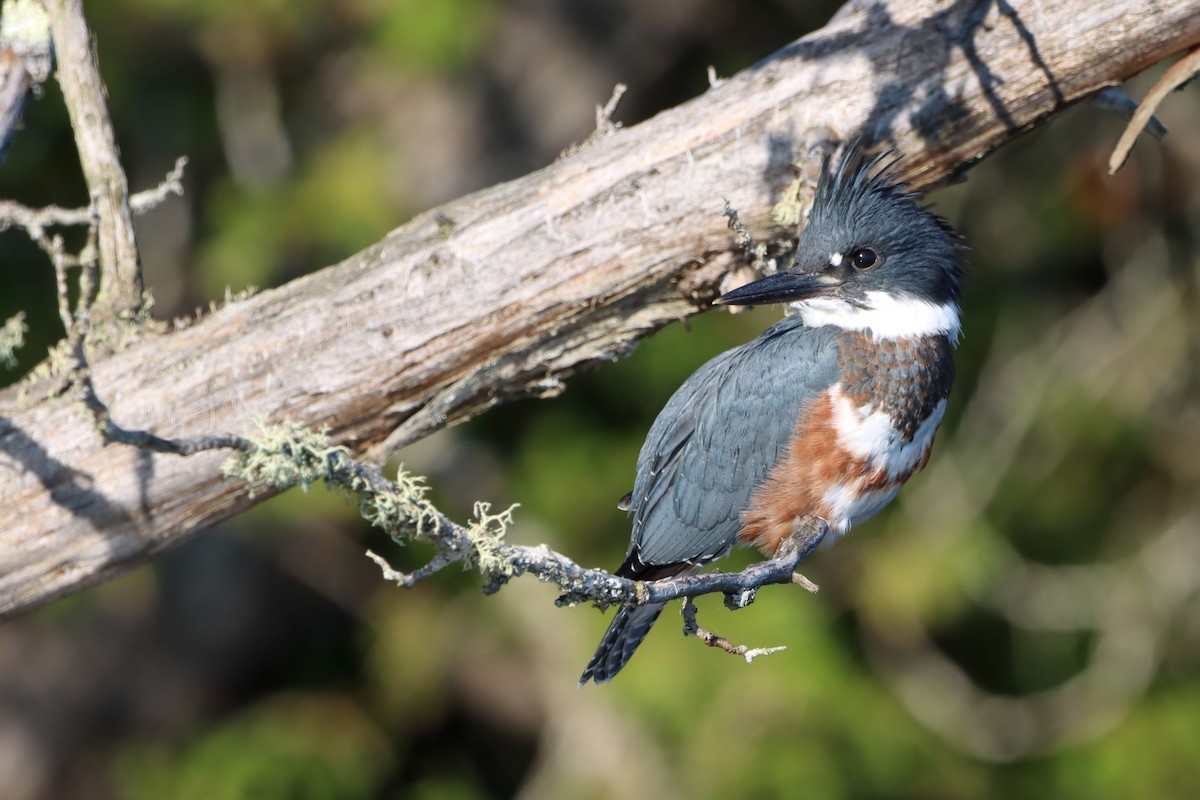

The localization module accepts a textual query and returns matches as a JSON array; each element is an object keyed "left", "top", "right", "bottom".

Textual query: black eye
[{"left": 850, "top": 248, "right": 878, "bottom": 270}]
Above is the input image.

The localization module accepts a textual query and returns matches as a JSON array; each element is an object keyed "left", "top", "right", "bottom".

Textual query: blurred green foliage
[
  {"left": 117, "top": 693, "right": 393, "bottom": 800},
  {"left": 198, "top": 129, "right": 402, "bottom": 294},
  {"left": 367, "top": 0, "right": 494, "bottom": 73},
  {"left": 2, "top": 1, "right": 1199, "bottom": 799}
]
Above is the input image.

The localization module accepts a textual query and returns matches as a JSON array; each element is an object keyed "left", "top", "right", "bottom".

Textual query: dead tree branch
[
  {"left": 0, "top": 156, "right": 188, "bottom": 253},
  {"left": 1109, "top": 45, "right": 1200, "bottom": 174},
  {"left": 1, "top": 0, "right": 1199, "bottom": 617},
  {"left": 681, "top": 598, "right": 789, "bottom": 664},
  {"left": 42, "top": 0, "right": 143, "bottom": 320}
]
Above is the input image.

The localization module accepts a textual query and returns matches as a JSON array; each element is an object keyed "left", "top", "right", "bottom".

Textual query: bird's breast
[{"left": 739, "top": 332, "right": 954, "bottom": 554}]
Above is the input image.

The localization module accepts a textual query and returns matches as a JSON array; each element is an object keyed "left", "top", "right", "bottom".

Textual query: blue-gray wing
[{"left": 620, "top": 316, "right": 841, "bottom": 576}]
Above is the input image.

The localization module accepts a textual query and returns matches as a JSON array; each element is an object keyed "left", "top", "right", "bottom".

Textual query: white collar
[{"left": 791, "top": 291, "right": 961, "bottom": 344}]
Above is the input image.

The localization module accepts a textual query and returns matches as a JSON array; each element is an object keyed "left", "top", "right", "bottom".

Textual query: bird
[{"left": 579, "top": 144, "right": 965, "bottom": 685}]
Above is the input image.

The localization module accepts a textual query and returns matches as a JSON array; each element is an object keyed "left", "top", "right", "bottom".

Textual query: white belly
[{"left": 821, "top": 386, "right": 946, "bottom": 536}]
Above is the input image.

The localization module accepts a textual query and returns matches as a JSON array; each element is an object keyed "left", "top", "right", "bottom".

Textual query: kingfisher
[{"left": 580, "top": 145, "right": 965, "bottom": 684}]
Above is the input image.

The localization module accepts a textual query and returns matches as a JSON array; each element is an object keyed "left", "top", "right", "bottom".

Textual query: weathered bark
[{"left": 1, "top": 0, "right": 1198, "bottom": 617}]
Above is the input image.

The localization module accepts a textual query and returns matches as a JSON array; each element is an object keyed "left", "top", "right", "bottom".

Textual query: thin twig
[
  {"left": 60, "top": 195, "right": 252, "bottom": 457},
  {"left": 681, "top": 597, "right": 788, "bottom": 663},
  {"left": 129, "top": 156, "right": 189, "bottom": 215},
  {"left": 0, "top": 157, "right": 188, "bottom": 248},
  {"left": 72, "top": 334, "right": 256, "bottom": 456},
  {"left": 1109, "top": 45, "right": 1200, "bottom": 174},
  {"left": 595, "top": 83, "right": 626, "bottom": 135},
  {"left": 558, "top": 83, "right": 627, "bottom": 159}
]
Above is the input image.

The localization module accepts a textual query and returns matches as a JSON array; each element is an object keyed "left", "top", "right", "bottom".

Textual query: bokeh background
[{"left": 2, "top": 1, "right": 1200, "bottom": 798}]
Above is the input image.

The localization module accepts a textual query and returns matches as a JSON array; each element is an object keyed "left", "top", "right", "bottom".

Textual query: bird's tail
[{"left": 579, "top": 602, "right": 666, "bottom": 685}]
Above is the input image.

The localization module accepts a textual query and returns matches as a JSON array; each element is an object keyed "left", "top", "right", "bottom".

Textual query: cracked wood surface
[{"left": 2, "top": 0, "right": 1199, "bottom": 617}]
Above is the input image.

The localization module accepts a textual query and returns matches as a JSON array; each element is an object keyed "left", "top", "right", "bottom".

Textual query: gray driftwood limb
[{"left": 2, "top": 0, "right": 1199, "bottom": 617}]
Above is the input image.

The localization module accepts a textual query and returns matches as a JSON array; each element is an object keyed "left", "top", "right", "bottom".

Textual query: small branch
[
  {"left": 558, "top": 83, "right": 627, "bottom": 159},
  {"left": 74, "top": 337, "right": 257, "bottom": 457},
  {"left": 371, "top": 497, "right": 828, "bottom": 612},
  {"left": 0, "top": 199, "right": 92, "bottom": 239},
  {"left": 43, "top": 0, "right": 143, "bottom": 319},
  {"left": 78, "top": 361, "right": 255, "bottom": 456},
  {"left": 1109, "top": 45, "right": 1200, "bottom": 174},
  {"left": 50, "top": 234, "right": 77, "bottom": 332},
  {"left": 792, "top": 571, "right": 820, "bottom": 593},
  {"left": 596, "top": 82, "right": 626, "bottom": 135},
  {"left": 0, "top": 155, "right": 187, "bottom": 229},
  {"left": 1092, "top": 88, "right": 1166, "bottom": 139},
  {"left": 367, "top": 548, "right": 461, "bottom": 587},
  {"left": 129, "top": 156, "right": 189, "bottom": 215},
  {"left": 681, "top": 597, "right": 787, "bottom": 663},
  {"left": 0, "top": 157, "right": 188, "bottom": 280}
]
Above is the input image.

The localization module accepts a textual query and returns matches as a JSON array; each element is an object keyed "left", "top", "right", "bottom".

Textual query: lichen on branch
[
  {"left": 0, "top": 312, "right": 26, "bottom": 369},
  {"left": 216, "top": 420, "right": 825, "bottom": 635}
]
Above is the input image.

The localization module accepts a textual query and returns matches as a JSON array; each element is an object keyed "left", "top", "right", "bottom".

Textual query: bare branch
[
  {"left": 0, "top": 199, "right": 89, "bottom": 243},
  {"left": 0, "top": 156, "right": 188, "bottom": 236},
  {"left": 352, "top": 464, "right": 831, "bottom": 611},
  {"left": 43, "top": 0, "right": 143, "bottom": 319},
  {"left": 557, "top": 82, "right": 627, "bottom": 160},
  {"left": 1091, "top": 88, "right": 1166, "bottom": 139},
  {"left": 1109, "top": 45, "right": 1200, "bottom": 174},
  {"left": 681, "top": 597, "right": 788, "bottom": 663},
  {"left": 72, "top": 333, "right": 254, "bottom": 458},
  {"left": 129, "top": 156, "right": 189, "bottom": 215}
]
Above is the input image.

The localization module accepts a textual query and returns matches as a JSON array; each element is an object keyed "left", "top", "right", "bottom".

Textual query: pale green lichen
[
  {"left": 722, "top": 201, "right": 773, "bottom": 290},
  {"left": 223, "top": 423, "right": 451, "bottom": 536},
  {"left": 222, "top": 421, "right": 344, "bottom": 497},
  {"left": 1, "top": 312, "right": 28, "bottom": 369},
  {"left": 16, "top": 339, "right": 74, "bottom": 405},
  {"left": 223, "top": 421, "right": 522, "bottom": 579},
  {"left": 464, "top": 501, "right": 519, "bottom": 574},
  {"left": 356, "top": 464, "right": 441, "bottom": 542},
  {"left": 771, "top": 166, "right": 809, "bottom": 229}
]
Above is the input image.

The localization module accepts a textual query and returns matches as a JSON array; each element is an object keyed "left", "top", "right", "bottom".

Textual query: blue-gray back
[{"left": 623, "top": 315, "right": 841, "bottom": 574}]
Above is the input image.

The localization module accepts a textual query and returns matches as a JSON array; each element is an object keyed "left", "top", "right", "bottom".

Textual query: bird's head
[{"left": 717, "top": 145, "right": 965, "bottom": 341}]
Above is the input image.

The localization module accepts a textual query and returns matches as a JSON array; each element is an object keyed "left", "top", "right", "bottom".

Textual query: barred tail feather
[{"left": 579, "top": 602, "right": 666, "bottom": 685}]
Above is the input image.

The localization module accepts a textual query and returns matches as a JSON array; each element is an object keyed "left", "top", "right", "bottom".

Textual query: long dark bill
[{"left": 715, "top": 271, "right": 840, "bottom": 306}]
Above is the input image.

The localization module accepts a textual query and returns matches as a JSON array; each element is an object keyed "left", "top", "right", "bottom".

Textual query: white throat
[{"left": 791, "top": 291, "right": 961, "bottom": 343}]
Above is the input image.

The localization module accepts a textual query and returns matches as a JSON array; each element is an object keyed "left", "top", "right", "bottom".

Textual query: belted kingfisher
[{"left": 580, "top": 146, "right": 965, "bottom": 684}]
